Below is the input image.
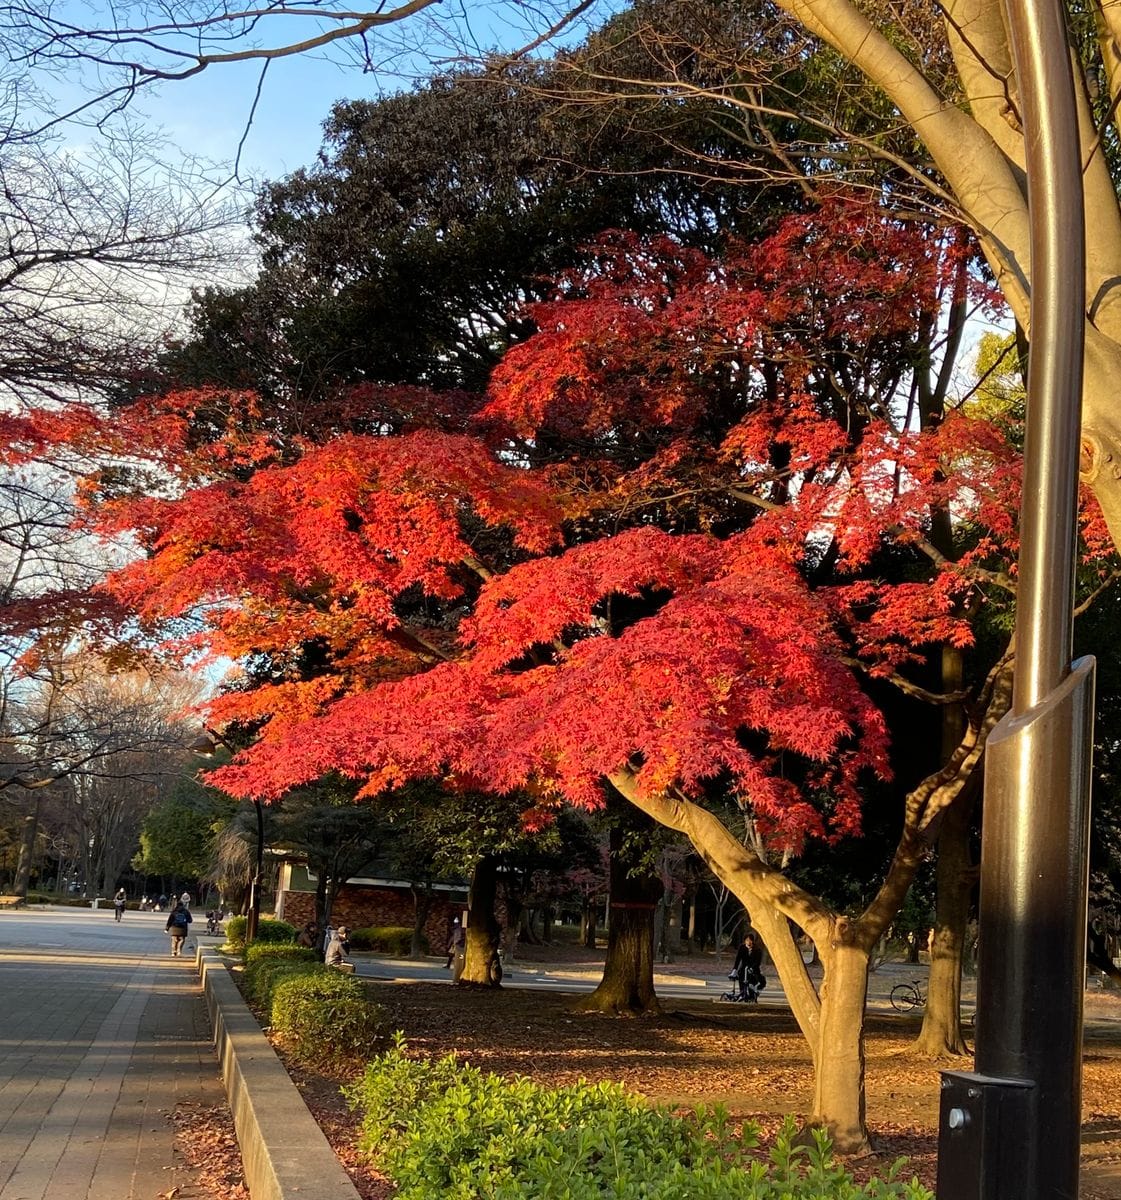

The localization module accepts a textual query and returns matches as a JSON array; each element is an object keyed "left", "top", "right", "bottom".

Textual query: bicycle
[{"left": 889, "top": 979, "right": 927, "bottom": 1012}]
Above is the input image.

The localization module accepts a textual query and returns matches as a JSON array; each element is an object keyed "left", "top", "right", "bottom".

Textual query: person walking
[
  {"left": 113, "top": 888, "right": 127, "bottom": 923},
  {"left": 166, "top": 901, "right": 193, "bottom": 957},
  {"left": 445, "top": 918, "right": 465, "bottom": 969},
  {"left": 179, "top": 890, "right": 192, "bottom": 909}
]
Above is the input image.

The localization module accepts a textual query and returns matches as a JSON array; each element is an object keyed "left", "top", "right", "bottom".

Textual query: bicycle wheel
[{"left": 890, "top": 982, "right": 923, "bottom": 1012}]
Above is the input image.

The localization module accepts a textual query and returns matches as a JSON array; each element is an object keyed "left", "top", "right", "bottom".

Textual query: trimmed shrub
[
  {"left": 345, "top": 1038, "right": 934, "bottom": 1200},
  {"left": 270, "top": 970, "right": 385, "bottom": 1068},
  {"left": 243, "top": 944, "right": 319, "bottom": 1008},
  {"left": 224, "top": 915, "right": 297, "bottom": 952},
  {"left": 348, "top": 925, "right": 425, "bottom": 955}
]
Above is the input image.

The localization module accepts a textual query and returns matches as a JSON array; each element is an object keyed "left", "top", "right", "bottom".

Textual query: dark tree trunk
[
  {"left": 916, "top": 790, "right": 975, "bottom": 1056},
  {"left": 916, "top": 644, "right": 975, "bottom": 1057},
  {"left": 410, "top": 884, "right": 434, "bottom": 958},
  {"left": 313, "top": 872, "right": 331, "bottom": 959},
  {"left": 13, "top": 796, "right": 41, "bottom": 898},
  {"left": 461, "top": 855, "right": 502, "bottom": 987},
  {"left": 580, "top": 900, "right": 597, "bottom": 948},
  {"left": 518, "top": 907, "right": 540, "bottom": 944},
  {"left": 502, "top": 894, "right": 523, "bottom": 959},
  {"left": 575, "top": 805, "right": 662, "bottom": 1015}
]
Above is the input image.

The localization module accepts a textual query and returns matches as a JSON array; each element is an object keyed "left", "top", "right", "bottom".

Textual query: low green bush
[
  {"left": 243, "top": 944, "right": 319, "bottom": 1008},
  {"left": 348, "top": 925, "right": 425, "bottom": 955},
  {"left": 270, "top": 970, "right": 385, "bottom": 1067},
  {"left": 224, "top": 915, "right": 297, "bottom": 951},
  {"left": 345, "top": 1038, "right": 934, "bottom": 1200}
]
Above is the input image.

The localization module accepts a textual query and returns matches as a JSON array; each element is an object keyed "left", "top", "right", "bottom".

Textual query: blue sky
[{"left": 41, "top": 1, "right": 612, "bottom": 184}]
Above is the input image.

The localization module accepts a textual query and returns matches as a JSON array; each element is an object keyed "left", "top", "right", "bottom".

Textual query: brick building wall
[{"left": 280, "top": 883, "right": 464, "bottom": 954}]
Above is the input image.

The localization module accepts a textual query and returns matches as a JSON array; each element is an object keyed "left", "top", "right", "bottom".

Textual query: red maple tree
[{"left": 49, "top": 198, "right": 1106, "bottom": 1149}]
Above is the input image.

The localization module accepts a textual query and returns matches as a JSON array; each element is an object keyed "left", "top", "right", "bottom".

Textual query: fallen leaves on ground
[{"left": 171, "top": 1101, "right": 250, "bottom": 1200}]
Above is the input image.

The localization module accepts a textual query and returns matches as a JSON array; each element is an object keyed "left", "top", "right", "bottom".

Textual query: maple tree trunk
[
  {"left": 811, "top": 941, "right": 871, "bottom": 1155},
  {"left": 460, "top": 855, "right": 502, "bottom": 987},
  {"left": 916, "top": 793, "right": 973, "bottom": 1056},
  {"left": 575, "top": 817, "right": 661, "bottom": 1015}
]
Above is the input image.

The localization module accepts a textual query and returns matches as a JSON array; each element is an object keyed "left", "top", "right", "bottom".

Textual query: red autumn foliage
[{"left": 38, "top": 199, "right": 1102, "bottom": 853}]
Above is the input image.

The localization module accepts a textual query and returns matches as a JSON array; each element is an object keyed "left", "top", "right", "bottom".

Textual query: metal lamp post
[
  {"left": 190, "top": 730, "right": 264, "bottom": 945},
  {"left": 935, "top": 0, "right": 1094, "bottom": 1195}
]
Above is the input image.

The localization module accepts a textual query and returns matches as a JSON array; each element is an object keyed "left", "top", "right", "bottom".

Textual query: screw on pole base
[{"left": 937, "top": 1071, "right": 1036, "bottom": 1199}]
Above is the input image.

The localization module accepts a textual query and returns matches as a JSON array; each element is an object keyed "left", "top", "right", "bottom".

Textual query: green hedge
[
  {"left": 243, "top": 944, "right": 319, "bottom": 1008},
  {"left": 270, "top": 970, "right": 385, "bottom": 1068},
  {"left": 224, "top": 915, "right": 297, "bottom": 952},
  {"left": 348, "top": 925, "right": 426, "bottom": 955},
  {"left": 345, "top": 1038, "right": 933, "bottom": 1200}
]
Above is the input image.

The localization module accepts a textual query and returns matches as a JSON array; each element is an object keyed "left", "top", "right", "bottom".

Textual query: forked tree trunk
[
  {"left": 575, "top": 814, "right": 662, "bottom": 1015},
  {"left": 916, "top": 791, "right": 974, "bottom": 1056},
  {"left": 460, "top": 855, "right": 502, "bottom": 987}
]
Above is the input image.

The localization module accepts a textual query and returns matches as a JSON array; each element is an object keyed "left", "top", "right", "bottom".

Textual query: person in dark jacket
[
  {"left": 731, "top": 932, "right": 764, "bottom": 1001},
  {"left": 165, "top": 901, "right": 193, "bottom": 957}
]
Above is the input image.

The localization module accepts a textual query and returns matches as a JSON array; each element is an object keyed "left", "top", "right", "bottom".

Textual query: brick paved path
[{"left": 0, "top": 948, "right": 223, "bottom": 1200}]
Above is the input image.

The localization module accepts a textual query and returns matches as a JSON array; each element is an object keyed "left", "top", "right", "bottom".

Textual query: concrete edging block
[{"left": 197, "top": 947, "right": 361, "bottom": 1200}]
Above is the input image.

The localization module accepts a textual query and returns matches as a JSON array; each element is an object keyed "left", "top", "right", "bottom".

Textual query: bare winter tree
[
  {"left": 1, "top": 116, "right": 244, "bottom": 407},
  {"left": 4, "top": 658, "right": 205, "bottom": 895},
  {"left": 0, "top": 0, "right": 604, "bottom": 141}
]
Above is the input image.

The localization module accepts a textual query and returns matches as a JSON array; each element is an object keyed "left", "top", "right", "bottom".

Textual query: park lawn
[{"left": 254, "top": 979, "right": 1121, "bottom": 1199}]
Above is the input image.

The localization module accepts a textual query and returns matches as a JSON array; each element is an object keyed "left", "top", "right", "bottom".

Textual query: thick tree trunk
[
  {"left": 460, "top": 855, "right": 502, "bottom": 987},
  {"left": 811, "top": 940, "right": 871, "bottom": 1154},
  {"left": 575, "top": 814, "right": 662, "bottom": 1015},
  {"left": 916, "top": 791, "right": 974, "bottom": 1056},
  {"left": 13, "top": 796, "right": 41, "bottom": 898}
]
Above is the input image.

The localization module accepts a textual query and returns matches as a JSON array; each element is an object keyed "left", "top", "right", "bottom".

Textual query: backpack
[{"left": 171, "top": 909, "right": 189, "bottom": 929}]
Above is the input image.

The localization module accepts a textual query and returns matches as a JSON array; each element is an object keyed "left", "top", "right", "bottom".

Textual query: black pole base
[{"left": 937, "top": 1071, "right": 1036, "bottom": 1198}]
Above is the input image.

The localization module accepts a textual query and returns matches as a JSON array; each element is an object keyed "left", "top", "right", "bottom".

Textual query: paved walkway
[{"left": 0, "top": 945, "right": 224, "bottom": 1200}]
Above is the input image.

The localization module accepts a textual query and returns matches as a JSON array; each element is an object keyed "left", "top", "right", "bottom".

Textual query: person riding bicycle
[
  {"left": 730, "top": 932, "right": 765, "bottom": 1002},
  {"left": 113, "top": 888, "right": 127, "bottom": 922}
]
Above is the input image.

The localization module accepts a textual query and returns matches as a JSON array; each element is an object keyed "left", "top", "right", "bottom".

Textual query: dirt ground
[
  {"left": 269, "top": 977, "right": 1121, "bottom": 1199},
  {"left": 182, "top": 953, "right": 1121, "bottom": 1199}
]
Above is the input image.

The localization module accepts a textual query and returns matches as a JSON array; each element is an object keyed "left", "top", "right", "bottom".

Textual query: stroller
[{"left": 721, "top": 963, "right": 766, "bottom": 1003}]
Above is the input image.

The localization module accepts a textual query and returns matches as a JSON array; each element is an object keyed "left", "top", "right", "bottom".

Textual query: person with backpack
[{"left": 165, "top": 901, "right": 193, "bottom": 956}]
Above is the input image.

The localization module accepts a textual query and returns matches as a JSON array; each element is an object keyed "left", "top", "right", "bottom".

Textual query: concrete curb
[{"left": 197, "top": 947, "right": 361, "bottom": 1200}]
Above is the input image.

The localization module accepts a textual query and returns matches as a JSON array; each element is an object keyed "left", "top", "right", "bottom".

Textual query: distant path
[{"left": 0, "top": 906, "right": 225, "bottom": 1200}]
